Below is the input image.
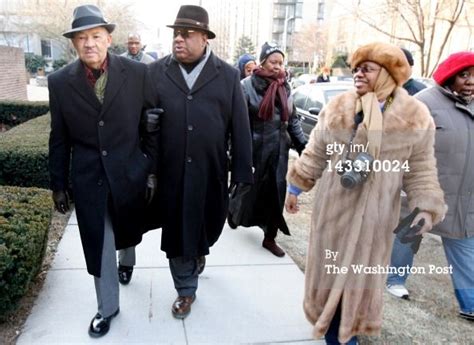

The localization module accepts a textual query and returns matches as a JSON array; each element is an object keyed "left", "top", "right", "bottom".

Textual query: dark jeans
[{"left": 325, "top": 302, "right": 358, "bottom": 345}]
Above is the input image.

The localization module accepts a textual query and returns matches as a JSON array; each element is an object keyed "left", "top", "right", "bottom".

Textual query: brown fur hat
[{"left": 350, "top": 42, "right": 411, "bottom": 86}]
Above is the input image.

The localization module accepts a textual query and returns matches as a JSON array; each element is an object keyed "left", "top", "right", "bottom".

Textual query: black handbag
[{"left": 227, "top": 183, "right": 255, "bottom": 229}]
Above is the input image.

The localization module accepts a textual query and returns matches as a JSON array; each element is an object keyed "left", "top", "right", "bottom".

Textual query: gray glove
[
  {"left": 146, "top": 108, "right": 163, "bottom": 132},
  {"left": 145, "top": 174, "right": 157, "bottom": 204},
  {"left": 52, "top": 190, "right": 69, "bottom": 214}
]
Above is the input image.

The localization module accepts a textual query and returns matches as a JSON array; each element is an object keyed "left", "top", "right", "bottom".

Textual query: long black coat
[
  {"left": 147, "top": 52, "right": 253, "bottom": 258},
  {"left": 48, "top": 54, "right": 157, "bottom": 276},
  {"left": 233, "top": 74, "right": 307, "bottom": 234}
]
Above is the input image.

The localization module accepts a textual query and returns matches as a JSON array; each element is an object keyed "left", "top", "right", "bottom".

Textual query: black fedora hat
[
  {"left": 167, "top": 5, "right": 216, "bottom": 39},
  {"left": 63, "top": 5, "right": 115, "bottom": 38}
]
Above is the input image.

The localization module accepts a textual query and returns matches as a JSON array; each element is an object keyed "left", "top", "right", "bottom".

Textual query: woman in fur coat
[
  {"left": 228, "top": 42, "right": 307, "bottom": 257},
  {"left": 285, "top": 42, "right": 447, "bottom": 344}
]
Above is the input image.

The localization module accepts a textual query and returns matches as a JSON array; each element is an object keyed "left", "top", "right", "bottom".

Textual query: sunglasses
[
  {"left": 352, "top": 66, "right": 381, "bottom": 74},
  {"left": 173, "top": 29, "right": 196, "bottom": 39}
]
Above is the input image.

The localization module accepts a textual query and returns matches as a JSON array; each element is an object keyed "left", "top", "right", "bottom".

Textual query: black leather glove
[
  {"left": 393, "top": 207, "right": 423, "bottom": 254},
  {"left": 146, "top": 108, "right": 163, "bottom": 132},
  {"left": 52, "top": 190, "right": 69, "bottom": 214},
  {"left": 145, "top": 174, "right": 157, "bottom": 204}
]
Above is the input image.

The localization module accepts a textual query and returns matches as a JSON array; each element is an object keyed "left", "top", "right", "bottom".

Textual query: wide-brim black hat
[
  {"left": 167, "top": 5, "right": 216, "bottom": 39},
  {"left": 63, "top": 5, "right": 115, "bottom": 39}
]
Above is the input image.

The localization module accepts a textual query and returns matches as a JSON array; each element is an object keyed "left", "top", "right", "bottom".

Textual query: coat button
[
  {"left": 97, "top": 179, "right": 103, "bottom": 186},
  {"left": 98, "top": 120, "right": 104, "bottom": 126},
  {"left": 186, "top": 156, "right": 192, "bottom": 163},
  {"left": 102, "top": 150, "right": 108, "bottom": 156},
  {"left": 188, "top": 125, "right": 193, "bottom": 131},
  {"left": 187, "top": 95, "right": 193, "bottom": 100}
]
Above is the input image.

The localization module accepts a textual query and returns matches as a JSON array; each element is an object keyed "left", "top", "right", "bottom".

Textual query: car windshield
[{"left": 324, "top": 89, "right": 348, "bottom": 103}]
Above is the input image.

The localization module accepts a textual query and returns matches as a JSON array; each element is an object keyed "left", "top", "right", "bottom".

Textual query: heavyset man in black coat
[
  {"left": 147, "top": 5, "right": 253, "bottom": 319},
  {"left": 48, "top": 5, "right": 157, "bottom": 338}
]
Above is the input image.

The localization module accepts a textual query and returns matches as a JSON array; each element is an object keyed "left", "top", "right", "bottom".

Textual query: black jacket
[
  {"left": 48, "top": 54, "right": 156, "bottom": 276},
  {"left": 147, "top": 52, "right": 253, "bottom": 258},
  {"left": 233, "top": 74, "right": 307, "bottom": 234}
]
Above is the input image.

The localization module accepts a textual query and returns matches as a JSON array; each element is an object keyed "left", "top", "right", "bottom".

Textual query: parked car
[
  {"left": 413, "top": 77, "right": 436, "bottom": 87},
  {"left": 290, "top": 73, "right": 318, "bottom": 89},
  {"left": 292, "top": 82, "right": 353, "bottom": 138}
]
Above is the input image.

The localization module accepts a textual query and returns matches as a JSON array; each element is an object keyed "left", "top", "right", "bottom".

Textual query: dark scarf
[{"left": 253, "top": 67, "right": 289, "bottom": 121}]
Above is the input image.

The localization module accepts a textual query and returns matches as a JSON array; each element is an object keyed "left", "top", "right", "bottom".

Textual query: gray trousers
[
  {"left": 93, "top": 211, "right": 135, "bottom": 317},
  {"left": 93, "top": 210, "right": 119, "bottom": 317},
  {"left": 169, "top": 256, "right": 199, "bottom": 297},
  {"left": 118, "top": 246, "right": 136, "bottom": 266}
]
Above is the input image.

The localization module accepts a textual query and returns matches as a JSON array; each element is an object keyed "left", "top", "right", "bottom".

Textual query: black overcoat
[
  {"left": 232, "top": 75, "right": 307, "bottom": 234},
  {"left": 147, "top": 52, "right": 253, "bottom": 258},
  {"left": 48, "top": 54, "right": 157, "bottom": 276}
]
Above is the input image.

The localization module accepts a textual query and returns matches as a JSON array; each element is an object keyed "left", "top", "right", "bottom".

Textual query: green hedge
[
  {"left": 0, "top": 114, "right": 50, "bottom": 188},
  {"left": 0, "top": 100, "right": 49, "bottom": 128},
  {"left": 0, "top": 186, "right": 52, "bottom": 320}
]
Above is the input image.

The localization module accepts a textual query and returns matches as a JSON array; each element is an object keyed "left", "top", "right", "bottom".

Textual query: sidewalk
[{"left": 17, "top": 211, "right": 324, "bottom": 344}]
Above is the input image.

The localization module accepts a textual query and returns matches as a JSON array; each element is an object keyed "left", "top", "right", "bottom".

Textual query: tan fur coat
[{"left": 288, "top": 87, "right": 447, "bottom": 343}]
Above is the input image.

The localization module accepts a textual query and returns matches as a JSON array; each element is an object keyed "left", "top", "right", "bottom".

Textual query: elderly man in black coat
[
  {"left": 48, "top": 5, "right": 157, "bottom": 338},
  {"left": 147, "top": 5, "right": 253, "bottom": 319}
]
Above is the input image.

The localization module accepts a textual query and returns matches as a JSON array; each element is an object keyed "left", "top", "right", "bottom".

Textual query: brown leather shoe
[
  {"left": 171, "top": 295, "right": 196, "bottom": 319},
  {"left": 262, "top": 238, "right": 285, "bottom": 257}
]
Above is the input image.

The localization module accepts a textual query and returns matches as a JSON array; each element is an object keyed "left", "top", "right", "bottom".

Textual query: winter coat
[
  {"left": 147, "top": 52, "right": 253, "bottom": 258},
  {"left": 287, "top": 87, "right": 446, "bottom": 342},
  {"left": 48, "top": 54, "right": 157, "bottom": 276},
  {"left": 416, "top": 85, "right": 474, "bottom": 239},
  {"left": 402, "top": 78, "right": 426, "bottom": 96},
  {"left": 231, "top": 75, "right": 306, "bottom": 233}
]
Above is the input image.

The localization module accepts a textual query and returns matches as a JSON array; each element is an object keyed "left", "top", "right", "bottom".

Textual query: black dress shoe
[
  {"left": 88, "top": 308, "right": 119, "bottom": 338},
  {"left": 197, "top": 256, "right": 206, "bottom": 275},
  {"left": 118, "top": 265, "right": 133, "bottom": 285}
]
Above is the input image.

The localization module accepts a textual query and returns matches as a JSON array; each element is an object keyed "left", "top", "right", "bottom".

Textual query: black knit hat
[
  {"left": 259, "top": 42, "right": 284, "bottom": 63},
  {"left": 63, "top": 5, "right": 115, "bottom": 38},
  {"left": 401, "top": 48, "right": 414, "bottom": 66},
  {"left": 167, "top": 5, "right": 215, "bottom": 39}
]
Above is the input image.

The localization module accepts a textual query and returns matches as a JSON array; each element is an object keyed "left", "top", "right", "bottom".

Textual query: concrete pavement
[{"left": 16, "top": 211, "right": 324, "bottom": 344}]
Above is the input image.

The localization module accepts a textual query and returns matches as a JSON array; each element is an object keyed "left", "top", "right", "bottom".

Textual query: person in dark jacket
[
  {"left": 237, "top": 53, "right": 257, "bottom": 79},
  {"left": 147, "top": 5, "right": 253, "bottom": 320},
  {"left": 400, "top": 48, "right": 426, "bottom": 96},
  {"left": 387, "top": 52, "right": 474, "bottom": 321},
  {"left": 316, "top": 66, "right": 331, "bottom": 83},
  {"left": 48, "top": 5, "right": 157, "bottom": 337},
  {"left": 228, "top": 42, "right": 307, "bottom": 257}
]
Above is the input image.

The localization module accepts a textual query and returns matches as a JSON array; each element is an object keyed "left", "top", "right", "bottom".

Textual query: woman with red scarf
[{"left": 228, "top": 42, "right": 307, "bottom": 257}]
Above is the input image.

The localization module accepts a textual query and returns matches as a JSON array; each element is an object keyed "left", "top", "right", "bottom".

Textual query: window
[
  {"left": 41, "top": 39, "right": 51, "bottom": 58},
  {"left": 293, "top": 89, "right": 308, "bottom": 109}
]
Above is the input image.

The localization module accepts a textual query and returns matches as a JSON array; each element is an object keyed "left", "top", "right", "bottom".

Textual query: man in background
[{"left": 121, "top": 33, "right": 155, "bottom": 64}]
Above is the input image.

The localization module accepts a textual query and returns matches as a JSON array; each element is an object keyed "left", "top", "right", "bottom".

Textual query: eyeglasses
[
  {"left": 173, "top": 29, "right": 196, "bottom": 39},
  {"left": 351, "top": 66, "right": 381, "bottom": 74}
]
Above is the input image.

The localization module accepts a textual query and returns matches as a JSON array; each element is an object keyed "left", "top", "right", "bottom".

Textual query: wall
[{"left": 0, "top": 45, "right": 27, "bottom": 101}]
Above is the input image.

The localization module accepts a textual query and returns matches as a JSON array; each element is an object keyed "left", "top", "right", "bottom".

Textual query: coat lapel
[
  {"left": 164, "top": 56, "right": 190, "bottom": 94},
  {"left": 101, "top": 54, "right": 126, "bottom": 116},
  {"left": 190, "top": 52, "right": 220, "bottom": 94},
  {"left": 67, "top": 60, "right": 102, "bottom": 112}
]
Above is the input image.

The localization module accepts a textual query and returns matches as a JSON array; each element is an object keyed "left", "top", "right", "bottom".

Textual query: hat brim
[
  {"left": 63, "top": 23, "right": 116, "bottom": 38},
  {"left": 166, "top": 24, "right": 215, "bottom": 39}
]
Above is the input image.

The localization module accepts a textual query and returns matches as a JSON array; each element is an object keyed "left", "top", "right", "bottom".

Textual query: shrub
[
  {"left": 0, "top": 100, "right": 49, "bottom": 128},
  {"left": 52, "top": 59, "right": 68, "bottom": 71},
  {"left": 24, "top": 53, "right": 46, "bottom": 74},
  {"left": 0, "top": 115, "right": 50, "bottom": 188},
  {"left": 0, "top": 185, "right": 52, "bottom": 320}
]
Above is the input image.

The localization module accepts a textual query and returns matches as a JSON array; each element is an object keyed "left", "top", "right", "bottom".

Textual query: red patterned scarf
[{"left": 254, "top": 67, "right": 289, "bottom": 121}]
